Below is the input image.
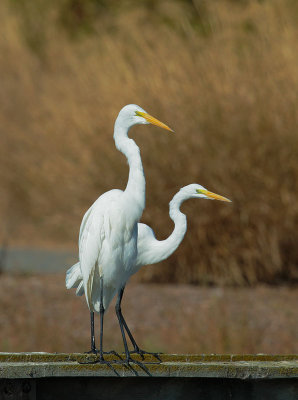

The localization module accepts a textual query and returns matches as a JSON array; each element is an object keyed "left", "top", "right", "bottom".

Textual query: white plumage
[
  {"left": 67, "top": 183, "right": 231, "bottom": 298},
  {"left": 65, "top": 105, "right": 230, "bottom": 362},
  {"left": 65, "top": 104, "right": 172, "bottom": 359},
  {"left": 79, "top": 189, "right": 138, "bottom": 311}
]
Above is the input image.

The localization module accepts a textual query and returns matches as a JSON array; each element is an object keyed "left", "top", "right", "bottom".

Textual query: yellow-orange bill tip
[
  {"left": 197, "top": 189, "right": 231, "bottom": 202},
  {"left": 136, "top": 111, "right": 174, "bottom": 133}
]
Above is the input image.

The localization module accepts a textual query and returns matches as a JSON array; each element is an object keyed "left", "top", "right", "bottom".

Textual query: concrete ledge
[
  {"left": 1, "top": 354, "right": 297, "bottom": 399},
  {"left": 0, "top": 353, "right": 297, "bottom": 379}
]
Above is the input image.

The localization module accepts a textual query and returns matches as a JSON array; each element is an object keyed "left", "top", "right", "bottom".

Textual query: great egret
[
  {"left": 66, "top": 104, "right": 172, "bottom": 363},
  {"left": 67, "top": 183, "right": 230, "bottom": 359}
]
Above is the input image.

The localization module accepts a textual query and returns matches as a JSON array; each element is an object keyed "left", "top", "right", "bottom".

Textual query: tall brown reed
[{"left": 0, "top": 0, "right": 297, "bottom": 284}]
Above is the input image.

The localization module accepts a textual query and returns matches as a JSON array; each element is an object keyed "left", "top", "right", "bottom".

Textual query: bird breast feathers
[{"left": 79, "top": 189, "right": 137, "bottom": 282}]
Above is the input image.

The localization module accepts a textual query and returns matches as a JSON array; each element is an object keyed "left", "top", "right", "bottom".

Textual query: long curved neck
[
  {"left": 152, "top": 191, "right": 188, "bottom": 263},
  {"left": 114, "top": 121, "right": 145, "bottom": 218}
]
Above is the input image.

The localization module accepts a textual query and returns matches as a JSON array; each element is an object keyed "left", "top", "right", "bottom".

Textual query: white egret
[
  {"left": 66, "top": 104, "right": 172, "bottom": 363},
  {"left": 67, "top": 184, "right": 231, "bottom": 359},
  {"left": 135, "top": 184, "right": 231, "bottom": 268}
]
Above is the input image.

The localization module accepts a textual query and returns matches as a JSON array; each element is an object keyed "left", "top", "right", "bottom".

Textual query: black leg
[
  {"left": 95, "top": 277, "right": 121, "bottom": 367},
  {"left": 84, "top": 310, "right": 122, "bottom": 358},
  {"left": 94, "top": 278, "right": 122, "bottom": 361},
  {"left": 80, "top": 277, "right": 121, "bottom": 374},
  {"left": 116, "top": 287, "right": 161, "bottom": 362},
  {"left": 115, "top": 287, "right": 130, "bottom": 359},
  {"left": 91, "top": 312, "right": 96, "bottom": 351},
  {"left": 116, "top": 288, "right": 139, "bottom": 348},
  {"left": 115, "top": 287, "right": 151, "bottom": 375},
  {"left": 85, "top": 311, "right": 97, "bottom": 354},
  {"left": 99, "top": 276, "right": 105, "bottom": 361}
]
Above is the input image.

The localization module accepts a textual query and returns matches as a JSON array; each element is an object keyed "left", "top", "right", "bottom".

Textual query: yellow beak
[
  {"left": 197, "top": 189, "right": 231, "bottom": 202},
  {"left": 136, "top": 111, "right": 174, "bottom": 133}
]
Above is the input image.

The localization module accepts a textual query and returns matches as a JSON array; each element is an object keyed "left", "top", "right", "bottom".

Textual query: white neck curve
[
  {"left": 142, "top": 190, "right": 188, "bottom": 265},
  {"left": 113, "top": 120, "right": 145, "bottom": 219}
]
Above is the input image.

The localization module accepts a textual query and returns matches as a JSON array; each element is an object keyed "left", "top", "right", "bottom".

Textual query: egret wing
[{"left": 79, "top": 190, "right": 122, "bottom": 310}]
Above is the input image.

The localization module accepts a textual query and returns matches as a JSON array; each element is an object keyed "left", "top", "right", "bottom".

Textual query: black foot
[
  {"left": 94, "top": 357, "right": 121, "bottom": 377},
  {"left": 82, "top": 355, "right": 106, "bottom": 364},
  {"left": 84, "top": 349, "right": 122, "bottom": 359},
  {"left": 79, "top": 354, "right": 120, "bottom": 375},
  {"left": 130, "top": 347, "right": 162, "bottom": 362},
  {"left": 117, "top": 356, "right": 151, "bottom": 376},
  {"left": 80, "top": 350, "right": 122, "bottom": 364}
]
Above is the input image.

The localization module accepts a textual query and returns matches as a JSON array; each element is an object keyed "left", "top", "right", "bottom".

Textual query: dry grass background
[
  {"left": 0, "top": 0, "right": 298, "bottom": 285},
  {"left": 0, "top": 274, "right": 297, "bottom": 354}
]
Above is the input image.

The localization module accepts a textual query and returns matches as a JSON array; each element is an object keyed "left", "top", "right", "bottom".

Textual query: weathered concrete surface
[
  {"left": 0, "top": 353, "right": 297, "bottom": 379},
  {"left": 0, "top": 354, "right": 297, "bottom": 400}
]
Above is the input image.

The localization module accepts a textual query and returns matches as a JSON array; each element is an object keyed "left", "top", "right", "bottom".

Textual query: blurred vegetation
[
  {"left": 1, "top": 274, "right": 297, "bottom": 353},
  {"left": 0, "top": 0, "right": 298, "bottom": 285}
]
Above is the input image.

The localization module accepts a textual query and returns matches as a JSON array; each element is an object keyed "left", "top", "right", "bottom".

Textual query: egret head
[
  {"left": 116, "top": 104, "right": 173, "bottom": 132},
  {"left": 180, "top": 184, "right": 231, "bottom": 202}
]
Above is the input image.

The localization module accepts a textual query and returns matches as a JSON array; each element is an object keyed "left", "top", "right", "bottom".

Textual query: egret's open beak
[
  {"left": 197, "top": 189, "right": 231, "bottom": 202},
  {"left": 136, "top": 111, "right": 174, "bottom": 132}
]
